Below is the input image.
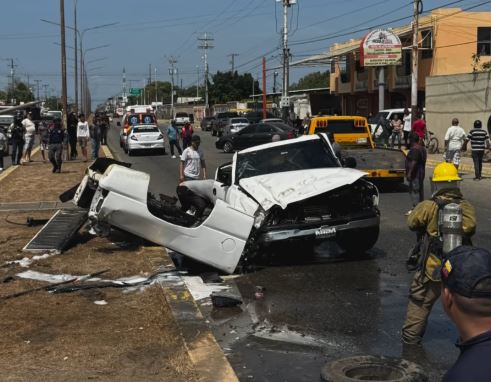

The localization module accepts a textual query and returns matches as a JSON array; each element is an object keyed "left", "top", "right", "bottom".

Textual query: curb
[
  {"left": 104, "top": 142, "right": 238, "bottom": 381},
  {"left": 143, "top": 247, "right": 239, "bottom": 382},
  {"left": 426, "top": 158, "right": 491, "bottom": 177},
  {"left": 0, "top": 146, "right": 41, "bottom": 183}
]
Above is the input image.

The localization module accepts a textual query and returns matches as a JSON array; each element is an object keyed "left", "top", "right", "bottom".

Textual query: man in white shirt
[
  {"left": 444, "top": 118, "right": 467, "bottom": 170},
  {"left": 179, "top": 135, "right": 207, "bottom": 181},
  {"left": 21, "top": 112, "right": 36, "bottom": 163},
  {"left": 76, "top": 114, "right": 90, "bottom": 162}
]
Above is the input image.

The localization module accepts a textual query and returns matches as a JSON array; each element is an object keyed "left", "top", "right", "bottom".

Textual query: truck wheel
[
  {"left": 223, "top": 141, "right": 234, "bottom": 153},
  {"left": 321, "top": 356, "right": 428, "bottom": 382},
  {"left": 338, "top": 226, "right": 379, "bottom": 255}
]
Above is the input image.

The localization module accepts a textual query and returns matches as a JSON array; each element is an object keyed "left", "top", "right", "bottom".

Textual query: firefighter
[{"left": 401, "top": 162, "right": 476, "bottom": 345}]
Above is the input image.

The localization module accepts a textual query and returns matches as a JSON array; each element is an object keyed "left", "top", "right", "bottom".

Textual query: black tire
[
  {"left": 337, "top": 226, "right": 379, "bottom": 255},
  {"left": 223, "top": 141, "right": 234, "bottom": 153},
  {"left": 321, "top": 355, "right": 428, "bottom": 382},
  {"left": 428, "top": 137, "right": 439, "bottom": 154}
]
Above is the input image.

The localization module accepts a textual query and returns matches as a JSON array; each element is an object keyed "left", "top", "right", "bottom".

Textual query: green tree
[
  {"left": 5, "top": 81, "right": 35, "bottom": 104},
  {"left": 290, "top": 71, "right": 330, "bottom": 90},
  {"left": 209, "top": 71, "right": 260, "bottom": 104}
]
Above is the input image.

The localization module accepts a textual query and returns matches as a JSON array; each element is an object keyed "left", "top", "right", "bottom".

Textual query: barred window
[{"left": 477, "top": 27, "right": 491, "bottom": 56}]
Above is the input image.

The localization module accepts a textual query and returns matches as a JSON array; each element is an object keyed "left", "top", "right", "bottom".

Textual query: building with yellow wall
[{"left": 295, "top": 8, "right": 491, "bottom": 116}]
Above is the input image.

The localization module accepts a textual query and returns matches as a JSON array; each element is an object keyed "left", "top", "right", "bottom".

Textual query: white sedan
[{"left": 124, "top": 124, "right": 165, "bottom": 156}]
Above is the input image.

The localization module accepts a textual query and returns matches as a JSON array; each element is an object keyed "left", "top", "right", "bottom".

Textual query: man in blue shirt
[{"left": 439, "top": 246, "right": 491, "bottom": 381}]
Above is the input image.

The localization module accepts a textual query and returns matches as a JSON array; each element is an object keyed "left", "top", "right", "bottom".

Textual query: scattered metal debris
[{"left": 211, "top": 291, "right": 243, "bottom": 308}]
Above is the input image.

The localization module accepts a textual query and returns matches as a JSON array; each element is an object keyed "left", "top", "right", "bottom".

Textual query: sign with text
[
  {"left": 360, "top": 29, "right": 402, "bottom": 67},
  {"left": 129, "top": 88, "right": 142, "bottom": 96}
]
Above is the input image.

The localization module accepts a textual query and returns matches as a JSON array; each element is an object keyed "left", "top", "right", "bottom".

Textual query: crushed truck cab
[{"left": 308, "top": 116, "right": 406, "bottom": 182}]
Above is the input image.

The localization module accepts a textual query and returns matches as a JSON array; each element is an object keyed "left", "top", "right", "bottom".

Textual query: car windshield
[
  {"left": 369, "top": 112, "right": 389, "bottom": 124},
  {"left": 133, "top": 126, "right": 159, "bottom": 133},
  {"left": 235, "top": 138, "right": 339, "bottom": 182},
  {"left": 314, "top": 120, "right": 365, "bottom": 134},
  {"left": 175, "top": 113, "right": 188, "bottom": 118},
  {"left": 231, "top": 118, "right": 248, "bottom": 124}
]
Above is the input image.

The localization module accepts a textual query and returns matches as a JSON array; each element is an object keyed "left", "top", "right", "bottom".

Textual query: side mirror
[
  {"left": 343, "top": 157, "right": 357, "bottom": 168},
  {"left": 117, "top": 121, "right": 121, "bottom": 127}
]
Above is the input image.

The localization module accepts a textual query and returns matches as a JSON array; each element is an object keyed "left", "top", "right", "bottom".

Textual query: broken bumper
[{"left": 258, "top": 215, "right": 380, "bottom": 243}]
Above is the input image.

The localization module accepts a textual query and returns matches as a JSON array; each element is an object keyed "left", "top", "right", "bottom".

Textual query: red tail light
[{"left": 287, "top": 130, "right": 295, "bottom": 139}]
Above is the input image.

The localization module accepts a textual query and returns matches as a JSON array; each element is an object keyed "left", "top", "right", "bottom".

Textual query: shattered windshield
[{"left": 235, "top": 138, "right": 339, "bottom": 182}]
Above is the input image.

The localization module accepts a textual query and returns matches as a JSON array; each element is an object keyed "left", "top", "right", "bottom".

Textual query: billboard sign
[{"left": 360, "top": 29, "right": 402, "bottom": 67}]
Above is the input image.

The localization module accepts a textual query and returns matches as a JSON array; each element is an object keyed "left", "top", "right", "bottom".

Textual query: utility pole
[
  {"left": 228, "top": 53, "right": 239, "bottom": 73},
  {"left": 411, "top": 0, "right": 422, "bottom": 123},
  {"left": 154, "top": 66, "right": 157, "bottom": 103},
  {"left": 262, "top": 57, "right": 267, "bottom": 120},
  {"left": 74, "top": 0, "right": 78, "bottom": 112},
  {"left": 34, "top": 79, "right": 42, "bottom": 100},
  {"left": 122, "top": 67, "right": 127, "bottom": 104},
  {"left": 273, "top": 71, "right": 278, "bottom": 109},
  {"left": 168, "top": 56, "right": 178, "bottom": 118},
  {"left": 7, "top": 58, "right": 16, "bottom": 104},
  {"left": 198, "top": 32, "right": 214, "bottom": 115},
  {"left": 196, "top": 66, "right": 200, "bottom": 98},
  {"left": 281, "top": 0, "right": 293, "bottom": 122},
  {"left": 42, "top": 84, "right": 49, "bottom": 100},
  {"left": 60, "top": 0, "right": 68, "bottom": 127}
]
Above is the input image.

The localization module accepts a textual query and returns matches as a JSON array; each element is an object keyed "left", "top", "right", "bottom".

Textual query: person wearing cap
[
  {"left": 179, "top": 134, "right": 206, "bottom": 182},
  {"left": 467, "top": 120, "right": 490, "bottom": 180},
  {"left": 439, "top": 246, "right": 491, "bottom": 381},
  {"left": 401, "top": 162, "right": 476, "bottom": 345}
]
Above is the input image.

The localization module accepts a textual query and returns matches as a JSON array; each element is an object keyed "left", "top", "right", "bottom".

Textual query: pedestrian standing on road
[
  {"left": 76, "top": 114, "right": 90, "bottom": 162},
  {"left": 411, "top": 113, "right": 427, "bottom": 141},
  {"left": 167, "top": 121, "right": 182, "bottom": 159},
  {"left": 10, "top": 113, "right": 25, "bottom": 165},
  {"left": 0, "top": 127, "right": 7, "bottom": 172},
  {"left": 405, "top": 133, "right": 427, "bottom": 216},
  {"left": 38, "top": 119, "right": 49, "bottom": 163},
  {"left": 467, "top": 120, "right": 489, "bottom": 180},
  {"left": 438, "top": 246, "right": 491, "bottom": 382},
  {"left": 444, "top": 118, "right": 467, "bottom": 170},
  {"left": 373, "top": 116, "right": 390, "bottom": 147},
  {"left": 401, "top": 162, "right": 476, "bottom": 345},
  {"left": 67, "top": 111, "right": 78, "bottom": 160},
  {"left": 181, "top": 122, "right": 193, "bottom": 149},
  {"left": 99, "top": 115, "right": 109, "bottom": 145},
  {"left": 90, "top": 117, "right": 102, "bottom": 160},
  {"left": 390, "top": 114, "right": 403, "bottom": 149},
  {"left": 21, "top": 112, "right": 36, "bottom": 164},
  {"left": 179, "top": 134, "right": 206, "bottom": 182},
  {"left": 47, "top": 118, "right": 65, "bottom": 173},
  {"left": 403, "top": 108, "right": 412, "bottom": 148}
]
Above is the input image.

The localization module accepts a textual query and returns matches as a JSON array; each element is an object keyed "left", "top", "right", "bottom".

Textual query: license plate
[{"left": 315, "top": 226, "right": 336, "bottom": 238}]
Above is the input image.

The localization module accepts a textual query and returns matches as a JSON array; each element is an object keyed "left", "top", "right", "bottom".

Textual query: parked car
[
  {"left": 71, "top": 134, "right": 380, "bottom": 273},
  {"left": 245, "top": 111, "right": 275, "bottom": 124},
  {"left": 124, "top": 124, "right": 165, "bottom": 156},
  {"left": 215, "top": 122, "right": 295, "bottom": 153},
  {"left": 222, "top": 117, "right": 250, "bottom": 135},
  {"left": 174, "top": 112, "right": 190, "bottom": 126},
  {"left": 211, "top": 112, "right": 239, "bottom": 136},
  {"left": 200, "top": 116, "right": 215, "bottom": 131},
  {"left": 0, "top": 115, "right": 14, "bottom": 143}
]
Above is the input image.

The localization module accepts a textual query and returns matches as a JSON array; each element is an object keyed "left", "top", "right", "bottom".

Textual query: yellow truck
[{"left": 308, "top": 115, "right": 406, "bottom": 182}]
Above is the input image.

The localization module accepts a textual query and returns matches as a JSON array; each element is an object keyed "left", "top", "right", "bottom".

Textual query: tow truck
[{"left": 308, "top": 115, "right": 406, "bottom": 183}]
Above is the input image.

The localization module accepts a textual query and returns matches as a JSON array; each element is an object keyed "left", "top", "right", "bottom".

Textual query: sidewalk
[
  {"left": 426, "top": 152, "right": 491, "bottom": 177},
  {"left": 0, "top": 147, "right": 236, "bottom": 381}
]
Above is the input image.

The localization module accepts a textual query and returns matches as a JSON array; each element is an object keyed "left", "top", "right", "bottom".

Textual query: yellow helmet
[{"left": 432, "top": 162, "right": 462, "bottom": 182}]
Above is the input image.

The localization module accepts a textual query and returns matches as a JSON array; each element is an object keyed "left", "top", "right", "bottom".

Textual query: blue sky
[{"left": 1, "top": 0, "right": 490, "bottom": 107}]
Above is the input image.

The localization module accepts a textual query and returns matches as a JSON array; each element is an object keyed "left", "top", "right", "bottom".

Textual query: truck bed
[{"left": 343, "top": 148, "right": 406, "bottom": 179}]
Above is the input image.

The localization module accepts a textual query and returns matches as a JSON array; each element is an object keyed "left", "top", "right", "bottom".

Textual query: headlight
[{"left": 253, "top": 208, "right": 266, "bottom": 229}]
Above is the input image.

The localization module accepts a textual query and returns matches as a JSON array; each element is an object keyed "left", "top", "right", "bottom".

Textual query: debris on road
[
  {"left": 182, "top": 275, "right": 229, "bottom": 300},
  {"left": 211, "top": 291, "right": 243, "bottom": 308}
]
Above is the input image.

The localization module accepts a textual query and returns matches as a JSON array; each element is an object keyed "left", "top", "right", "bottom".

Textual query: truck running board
[{"left": 23, "top": 208, "right": 88, "bottom": 253}]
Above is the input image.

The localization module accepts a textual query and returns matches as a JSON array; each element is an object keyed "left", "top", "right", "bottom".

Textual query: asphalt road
[{"left": 107, "top": 122, "right": 491, "bottom": 381}]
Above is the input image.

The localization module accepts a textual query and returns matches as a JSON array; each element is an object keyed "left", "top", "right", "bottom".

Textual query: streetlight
[{"left": 41, "top": 18, "right": 118, "bottom": 113}]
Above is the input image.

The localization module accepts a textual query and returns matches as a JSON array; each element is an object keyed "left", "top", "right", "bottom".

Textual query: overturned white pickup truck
[{"left": 71, "top": 134, "right": 380, "bottom": 273}]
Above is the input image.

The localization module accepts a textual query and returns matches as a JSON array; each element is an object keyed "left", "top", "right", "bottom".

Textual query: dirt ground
[{"left": 0, "top": 151, "right": 197, "bottom": 381}]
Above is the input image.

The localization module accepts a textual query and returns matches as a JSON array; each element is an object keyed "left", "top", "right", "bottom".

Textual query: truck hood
[{"left": 238, "top": 167, "right": 366, "bottom": 211}]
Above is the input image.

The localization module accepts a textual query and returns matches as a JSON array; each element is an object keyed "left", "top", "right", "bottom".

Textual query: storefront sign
[{"left": 360, "top": 29, "right": 402, "bottom": 67}]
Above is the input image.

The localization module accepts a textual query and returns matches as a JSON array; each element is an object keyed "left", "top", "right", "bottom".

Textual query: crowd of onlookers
[{"left": 0, "top": 111, "right": 110, "bottom": 174}]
